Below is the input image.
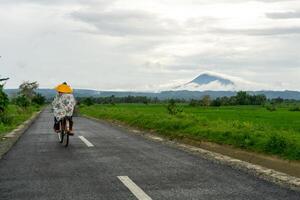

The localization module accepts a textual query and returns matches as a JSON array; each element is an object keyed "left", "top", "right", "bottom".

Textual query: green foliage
[
  {"left": 265, "top": 103, "right": 277, "bottom": 112},
  {"left": 289, "top": 106, "right": 300, "bottom": 112},
  {"left": 32, "top": 93, "right": 46, "bottom": 105},
  {"left": 0, "top": 85, "right": 9, "bottom": 113},
  {"left": 211, "top": 91, "right": 267, "bottom": 106},
  {"left": 264, "top": 134, "right": 287, "bottom": 155},
  {"left": 0, "top": 112, "right": 13, "bottom": 125},
  {"left": 83, "top": 97, "right": 94, "bottom": 106},
  {"left": 189, "top": 96, "right": 212, "bottom": 107},
  {"left": 189, "top": 99, "right": 200, "bottom": 107},
  {"left": 200, "top": 95, "right": 211, "bottom": 106},
  {"left": 236, "top": 91, "right": 250, "bottom": 105},
  {"left": 80, "top": 104, "right": 300, "bottom": 160},
  {"left": 15, "top": 95, "right": 31, "bottom": 108},
  {"left": 0, "top": 105, "right": 40, "bottom": 136},
  {"left": 18, "top": 81, "right": 38, "bottom": 100},
  {"left": 166, "top": 99, "right": 182, "bottom": 115}
]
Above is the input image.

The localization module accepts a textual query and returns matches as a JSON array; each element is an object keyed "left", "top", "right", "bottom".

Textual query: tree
[
  {"left": 32, "top": 93, "right": 46, "bottom": 105},
  {"left": 15, "top": 95, "right": 30, "bottom": 108},
  {"left": 0, "top": 85, "right": 9, "bottom": 113},
  {"left": 83, "top": 97, "right": 94, "bottom": 106},
  {"left": 236, "top": 91, "right": 250, "bottom": 105},
  {"left": 201, "top": 95, "right": 211, "bottom": 107},
  {"left": 272, "top": 97, "right": 284, "bottom": 104},
  {"left": 189, "top": 99, "right": 199, "bottom": 107},
  {"left": 109, "top": 95, "right": 116, "bottom": 105},
  {"left": 19, "top": 81, "right": 38, "bottom": 100},
  {"left": 211, "top": 97, "right": 221, "bottom": 107}
]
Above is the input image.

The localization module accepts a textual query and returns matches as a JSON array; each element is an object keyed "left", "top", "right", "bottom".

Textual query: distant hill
[
  {"left": 4, "top": 88, "right": 300, "bottom": 100},
  {"left": 5, "top": 89, "right": 101, "bottom": 98},
  {"left": 174, "top": 73, "right": 235, "bottom": 91}
]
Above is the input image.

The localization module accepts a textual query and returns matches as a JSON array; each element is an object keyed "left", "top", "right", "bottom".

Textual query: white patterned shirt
[{"left": 52, "top": 93, "right": 76, "bottom": 121}]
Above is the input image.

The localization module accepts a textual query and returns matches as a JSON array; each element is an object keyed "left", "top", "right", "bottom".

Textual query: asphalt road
[{"left": 0, "top": 109, "right": 299, "bottom": 200}]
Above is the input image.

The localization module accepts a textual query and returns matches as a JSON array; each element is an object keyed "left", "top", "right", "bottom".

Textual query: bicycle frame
[{"left": 58, "top": 117, "right": 70, "bottom": 147}]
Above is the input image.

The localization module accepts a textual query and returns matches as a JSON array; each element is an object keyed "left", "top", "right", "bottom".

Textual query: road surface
[{"left": 0, "top": 109, "right": 299, "bottom": 200}]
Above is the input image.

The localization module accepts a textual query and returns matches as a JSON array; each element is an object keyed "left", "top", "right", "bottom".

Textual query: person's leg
[
  {"left": 67, "top": 116, "right": 74, "bottom": 135},
  {"left": 53, "top": 117, "right": 59, "bottom": 132},
  {"left": 70, "top": 118, "right": 73, "bottom": 131}
]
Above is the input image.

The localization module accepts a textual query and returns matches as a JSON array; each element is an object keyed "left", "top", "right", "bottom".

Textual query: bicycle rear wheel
[{"left": 63, "top": 134, "right": 69, "bottom": 147}]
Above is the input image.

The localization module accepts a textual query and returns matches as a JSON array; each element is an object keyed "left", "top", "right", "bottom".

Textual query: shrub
[
  {"left": 166, "top": 99, "right": 182, "bottom": 115},
  {"left": 289, "top": 107, "right": 300, "bottom": 112},
  {"left": 211, "top": 98, "right": 221, "bottom": 107},
  {"left": 82, "top": 97, "right": 94, "bottom": 106},
  {"left": 32, "top": 93, "right": 46, "bottom": 105},
  {"left": 0, "top": 112, "right": 13, "bottom": 125},
  {"left": 0, "top": 85, "right": 9, "bottom": 113},
  {"left": 15, "top": 95, "right": 31, "bottom": 108},
  {"left": 265, "top": 104, "right": 276, "bottom": 112},
  {"left": 189, "top": 99, "right": 199, "bottom": 107},
  {"left": 200, "top": 95, "right": 211, "bottom": 106},
  {"left": 264, "top": 134, "right": 287, "bottom": 155}
]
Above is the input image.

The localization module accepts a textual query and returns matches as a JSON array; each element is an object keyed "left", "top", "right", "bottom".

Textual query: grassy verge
[
  {"left": 0, "top": 105, "right": 41, "bottom": 137},
  {"left": 80, "top": 104, "right": 300, "bottom": 160}
]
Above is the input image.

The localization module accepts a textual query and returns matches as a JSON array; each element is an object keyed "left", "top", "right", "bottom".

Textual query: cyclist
[{"left": 52, "top": 82, "right": 76, "bottom": 135}]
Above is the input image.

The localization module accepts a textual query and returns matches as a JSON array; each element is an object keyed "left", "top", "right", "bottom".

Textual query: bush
[
  {"left": 0, "top": 112, "right": 13, "bottom": 125},
  {"left": 264, "top": 135, "right": 287, "bottom": 155},
  {"left": 166, "top": 99, "right": 182, "bottom": 115},
  {"left": 32, "top": 93, "right": 46, "bottom": 105},
  {"left": 0, "top": 86, "right": 9, "bottom": 113},
  {"left": 82, "top": 97, "right": 94, "bottom": 106},
  {"left": 15, "top": 95, "right": 31, "bottom": 108},
  {"left": 265, "top": 104, "right": 276, "bottom": 112},
  {"left": 211, "top": 98, "right": 221, "bottom": 107},
  {"left": 289, "top": 107, "right": 300, "bottom": 112},
  {"left": 189, "top": 99, "right": 199, "bottom": 107}
]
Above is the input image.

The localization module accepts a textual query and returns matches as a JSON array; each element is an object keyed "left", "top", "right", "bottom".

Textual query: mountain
[
  {"left": 191, "top": 73, "right": 234, "bottom": 86},
  {"left": 173, "top": 72, "right": 238, "bottom": 91},
  {"left": 172, "top": 72, "right": 267, "bottom": 91}
]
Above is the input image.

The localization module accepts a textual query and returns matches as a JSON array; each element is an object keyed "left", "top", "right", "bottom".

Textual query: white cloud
[
  {"left": 266, "top": 10, "right": 300, "bottom": 19},
  {"left": 1, "top": 0, "right": 300, "bottom": 91}
]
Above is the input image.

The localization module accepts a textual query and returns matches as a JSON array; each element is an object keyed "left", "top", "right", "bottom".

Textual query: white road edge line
[
  {"left": 78, "top": 136, "right": 94, "bottom": 147},
  {"left": 117, "top": 176, "right": 152, "bottom": 200}
]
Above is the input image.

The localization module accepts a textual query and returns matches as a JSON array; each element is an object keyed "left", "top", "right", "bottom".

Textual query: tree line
[
  {"left": 0, "top": 79, "right": 46, "bottom": 124},
  {"left": 77, "top": 91, "right": 287, "bottom": 107}
]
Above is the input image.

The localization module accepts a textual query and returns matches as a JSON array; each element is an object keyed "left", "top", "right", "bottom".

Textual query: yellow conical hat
[{"left": 55, "top": 83, "right": 73, "bottom": 93}]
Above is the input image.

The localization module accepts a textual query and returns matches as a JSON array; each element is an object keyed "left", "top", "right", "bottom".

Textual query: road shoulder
[{"left": 0, "top": 110, "right": 42, "bottom": 159}]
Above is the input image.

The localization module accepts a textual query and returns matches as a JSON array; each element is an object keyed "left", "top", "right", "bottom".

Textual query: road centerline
[
  {"left": 78, "top": 136, "right": 94, "bottom": 147},
  {"left": 118, "top": 176, "right": 152, "bottom": 200}
]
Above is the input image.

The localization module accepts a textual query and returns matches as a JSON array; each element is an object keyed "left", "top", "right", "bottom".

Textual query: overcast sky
[{"left": 1, "top": 0, "right": 300, "bottom": 90}]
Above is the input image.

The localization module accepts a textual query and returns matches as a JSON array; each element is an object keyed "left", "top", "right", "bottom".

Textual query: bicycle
[{"left": 57, "top": 117, "right": 73, "bottom": 147}]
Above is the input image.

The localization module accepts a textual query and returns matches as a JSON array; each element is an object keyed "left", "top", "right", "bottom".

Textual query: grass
[
  {"left": 0, "top": 105, "right": 40, "bottom": 136},
  {"left": 79, "top": 104, "right": 300, "bottom": 160}
]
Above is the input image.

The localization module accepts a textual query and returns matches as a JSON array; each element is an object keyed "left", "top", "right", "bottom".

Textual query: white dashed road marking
[
  {"left": 118, "top": 176, "right": 152, "bottom": 200},
  {"left": 78, "top": 136, "right": 94, "bottom": 147}
]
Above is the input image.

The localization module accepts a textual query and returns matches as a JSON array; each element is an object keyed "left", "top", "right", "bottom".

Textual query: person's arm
[
  {"left": 71, "top": 94, "right": 76, "bottom": 107},
  {"left": 52, "top": 95, "right": 57, "bottom": 107}
]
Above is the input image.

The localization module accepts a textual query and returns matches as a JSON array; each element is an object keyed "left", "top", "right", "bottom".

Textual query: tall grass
[
  {"left": 80, "top": 104, "right": 300, "bottom": 160},
  {"left": 0, "top": 105, "right": 40, "bottom": 136}
]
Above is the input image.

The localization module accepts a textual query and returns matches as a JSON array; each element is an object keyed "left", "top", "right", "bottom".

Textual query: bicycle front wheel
[
  {"left": 59, "top": 131, "right": 64, "bottom": 143},
  {"left": 63, "top": 134, "right": 69, "bottom": 147}
]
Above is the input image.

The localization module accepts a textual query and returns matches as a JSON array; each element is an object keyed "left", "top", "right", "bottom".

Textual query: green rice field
[{"left": 80, "top": 104, "right": 300, "bottom": 160}]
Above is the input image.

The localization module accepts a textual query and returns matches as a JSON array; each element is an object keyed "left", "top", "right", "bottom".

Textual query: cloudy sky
[{"left": 1, "top": 0, "right": 300, "bottom": 91}]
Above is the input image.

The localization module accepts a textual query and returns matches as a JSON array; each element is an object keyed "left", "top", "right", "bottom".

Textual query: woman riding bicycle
[{"left": 52, "top": 82, "right": 76, "bottom": 135}]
